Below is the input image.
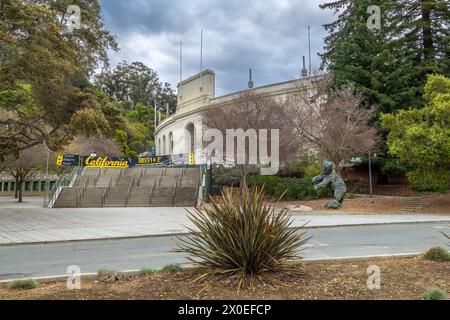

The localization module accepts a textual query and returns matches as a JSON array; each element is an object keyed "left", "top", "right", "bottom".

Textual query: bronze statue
[{"left": 312, "top": 160, "right": 347, "bottom": 209}]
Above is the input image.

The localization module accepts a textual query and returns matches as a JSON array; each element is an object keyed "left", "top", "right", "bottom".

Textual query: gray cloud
[{"left": 99, "top": 0, "right": 333, "bottom": 95}]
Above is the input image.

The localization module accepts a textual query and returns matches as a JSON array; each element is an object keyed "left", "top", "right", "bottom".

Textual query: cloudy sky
[{"left": 99, "top": 0, "right": 334, "bottom": 96}]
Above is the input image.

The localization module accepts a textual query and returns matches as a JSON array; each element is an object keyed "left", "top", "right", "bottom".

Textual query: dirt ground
[
  {"left": 1, "top": 257, "right": 448, "bottom": 300},
  {"left": 270, "top": 195, "right": 450, "bottom": 214}
]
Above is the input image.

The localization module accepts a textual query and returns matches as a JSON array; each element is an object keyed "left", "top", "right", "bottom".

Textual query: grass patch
[
  {"left": 161, "top": 264, "right": 182, "bottom": 272},
  {"left": 96, "top": 268, "right": 109, "bottom": 276},
  {"left": 8, "top": 279, "right": 38, "bottom": 290},
  {"left": 423, "top": 247, "right": 450, "bottom": 262},
  {"left": 422, "top": 288, "right": 448, "bottom": 300},
  {"left": 139, "top": 268, "right": 157, "bottom": 276}
]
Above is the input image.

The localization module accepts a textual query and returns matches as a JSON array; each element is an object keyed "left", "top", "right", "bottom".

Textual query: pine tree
[{"left": 320, "top": 0, "right": 450, "bottom": 113}]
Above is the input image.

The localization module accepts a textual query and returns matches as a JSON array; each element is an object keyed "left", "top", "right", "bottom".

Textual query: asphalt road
[{"left": 0, "top": 222, "right": 448, "bottom": 280}]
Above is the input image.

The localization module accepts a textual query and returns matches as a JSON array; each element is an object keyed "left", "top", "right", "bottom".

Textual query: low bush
[
  {"left": 422, "top": 288, "right": 448, "bottom": 300},
  {"left": 161, "top": 264, "right": 182, "bottom": 272},
  {"left": 139, "top": 268, "right": 157, "bottom": 276},
  {"left": 407, "top": 169, "right": 449, "bottom": 193},
  {"left": 8, "top": 279, "right": 38, "bottom": 290},
  {"left": 248, "top": 175, "right": 328, "bottom": 201},
  {"left": 423, "top": 246, "right": 450, "bottom": 262}
]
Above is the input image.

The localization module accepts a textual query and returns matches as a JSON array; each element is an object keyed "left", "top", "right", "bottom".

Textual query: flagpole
[{"left": 200, "top": 29, "right": 203, "bottom": 91}]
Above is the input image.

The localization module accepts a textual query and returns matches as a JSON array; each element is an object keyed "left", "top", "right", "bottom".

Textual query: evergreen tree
[{"left": 320, "top": 0, "right": 450, "bottom": 113}]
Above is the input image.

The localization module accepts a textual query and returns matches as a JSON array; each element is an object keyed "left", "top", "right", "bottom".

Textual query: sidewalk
[{"left": 0, "top": 197, "right": 449, "bottom": 245}]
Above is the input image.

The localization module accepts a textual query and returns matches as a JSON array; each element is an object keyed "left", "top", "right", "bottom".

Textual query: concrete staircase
[
  {"left": 397, "top": 197, "right": 430, "bottom": 213},
  {"left": 53, "top": 167, "right": 200, "bottom": 208}
]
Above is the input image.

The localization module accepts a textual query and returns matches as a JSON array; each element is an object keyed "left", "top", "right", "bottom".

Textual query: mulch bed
[{"left": 1, "top": 257, "right": 449, "bottom": 300}]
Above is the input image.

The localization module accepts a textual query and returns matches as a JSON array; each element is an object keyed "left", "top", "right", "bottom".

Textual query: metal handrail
[
  {"left": 101, "top": 176, "right": 112, "bottom": 207},
  {"left": 149, "top": 178, "right": 156, "bottom": 206},
  {"left": 158, "top": 169, "right": 164, "bottom": 186},
  {"left": 94, "top": 168, "right": 101, "bottom": 187},
  {"left": 171, "top": 177, "right": 179, "bottom": 205},
  {"left": 137, "top": 169, "right": 144, "bottom": 187},
  {"left": 116, "top": 168, "right": 123, "bottom": 187},
  {"left": 194, "top": 168, "right": 202, "bottom": 205},
  {"left": 76, "top": 176, "right": 89, "bottom": 207},
  {"left": 125, "top": 177, "right": 135, "bottom": 207},
  {"left": 179, "top": 167, "right": 185, "bottom": 186}
]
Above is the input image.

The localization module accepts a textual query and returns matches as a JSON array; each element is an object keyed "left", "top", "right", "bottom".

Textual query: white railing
[{"left": 47, "top": 167, "right": 83, "bottom": 208}]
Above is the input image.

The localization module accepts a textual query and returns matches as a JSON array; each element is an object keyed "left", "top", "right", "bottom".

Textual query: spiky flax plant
[{"left": 176, "top": 185, "right": 310, "bottom": 289}]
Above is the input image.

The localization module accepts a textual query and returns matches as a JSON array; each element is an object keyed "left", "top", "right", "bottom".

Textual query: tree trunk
[
  {"left": 14, "top": 178, "right": 18, "bottom": 198},
  {"left": 421, "top": 0, "right": 434, "bottom": 61},
  {"left": 17, "top": 180, "right": 23, "bottom": 203}
]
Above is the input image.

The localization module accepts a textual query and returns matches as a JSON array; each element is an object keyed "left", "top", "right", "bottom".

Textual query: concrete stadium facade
[{"left": 155, "top": 69, "right": 321, "bottom": 163}]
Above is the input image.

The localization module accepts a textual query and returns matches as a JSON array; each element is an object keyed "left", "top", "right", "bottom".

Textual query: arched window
[
  {"left": 169, "top": 132, "right": 173, "bottom": 155},
  {"left": 162, "top": 135, "right": 166, "bottom": 155},
  {"left": 184, "top": 123, "right": 195, "bottom": 155}
]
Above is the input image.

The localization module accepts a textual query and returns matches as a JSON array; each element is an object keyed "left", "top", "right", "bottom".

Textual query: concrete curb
[
  {"left": 0, "top": 253, "right": 422, "bottom": 286},
  {"left": 0, "top": 219, "right": 448, "bottom": 247}
]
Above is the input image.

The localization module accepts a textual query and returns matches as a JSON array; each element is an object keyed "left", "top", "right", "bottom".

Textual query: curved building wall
[{"left": 155, "top": 69, "right": 322, "bottom": 163}]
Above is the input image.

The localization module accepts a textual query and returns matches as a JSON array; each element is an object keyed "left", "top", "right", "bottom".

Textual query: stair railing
[
  {"left": 125, "top": 177, "right": 135, "bottom": 207},
  {"left": 116, "top": 168, "right": 123, "bottom": 187},
  {"left": 194, "top": 167, "right": 202, "bottom": 206},
  {"left": 76, "top": 176, "right": 89, "bottom": 207},
  {"left": 94, "top": 168, "right": 101, "bottom": 187},
  {"left": 158, "top": 169, "right": 164, "bottom": 186},
  {"left": 172, "top": 176, "right": 179, "bottom": 205},
  {"left": 137, "top": 169, "right": 144, "bottom": 187},
  {"left": 101, "top": 176, "right": 112, "bottom": 208},
  {"left": 179, "top": 167, "right": 185, "bottom": 186},
  {"left": 149, "top": 178, "right": 156, "bottom": 206}
]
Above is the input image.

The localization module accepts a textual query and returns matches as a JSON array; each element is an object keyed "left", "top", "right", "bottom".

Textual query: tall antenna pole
[
  {"left": 200, "top": 29, "right": 203, "bottom": 91},
  {"left": 179, "top": 41, "right": 183, "bottom": 100},
  {"left": 248, "top": 68, "right": 253, "bottom": 89},
  {"left": 308, "top": 26, "right": 311, "bottom": 76}
]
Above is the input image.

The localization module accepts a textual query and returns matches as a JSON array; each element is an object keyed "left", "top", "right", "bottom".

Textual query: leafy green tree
[
  {"left": 95, "top": 60, "right": 177, "bottom": 113},
  {"left": 320, "top": 0, "right": 450, "bottom": 113},
  {"left": 114, "top": 102, "right": 161, "bottom": 157},
  {"left": 0, "top": 0, "right": 117, "bottom": 158},
  {"left": 381, "top": 74, "right": 450, "bottom": 191}
]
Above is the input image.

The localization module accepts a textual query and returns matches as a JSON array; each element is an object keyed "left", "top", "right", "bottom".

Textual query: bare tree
[
  {"left": 285, "top": 76, "right": 380, "bottom": 173},
  {"left": 202, "top": 90, "right": 298, "bottom": 184},
  {"left": 3, "top": 144, "right": 49, "bottom": 203}
]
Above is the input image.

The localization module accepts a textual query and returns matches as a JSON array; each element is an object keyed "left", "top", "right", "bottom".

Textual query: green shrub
[
  {"left": 161, "top": 264, "right": 182, "bottom": 272},
  {"left": 96, "top": 268, "right": 108, "bottom": 275},
  {"left": 423, "top": 246, "right": 450, "bottom": 262},
  {"left": 247, "top": 175, "right": 281, "bottom": 196},
  {"left": 248, "top": 176, "right": 328, "bottom": 201},
  {"left": 139, "top": 268, "right": 157, "bottom": 276},
  {"left": 176, "top": 185, "right": 310, "bottom": 289},
  {"left": 407, "top": 169, "right": 450, "bottom": 192},
  {"left": 8, "top": 279, "right": 38, "bottom": 290},
  {"left": 422, "top": 288, "right": 448, "bottom": 300},
  {"left": 274, "top": 177, "right": 328, "bottom": 201}
]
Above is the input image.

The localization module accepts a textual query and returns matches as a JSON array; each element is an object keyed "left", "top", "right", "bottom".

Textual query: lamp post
[
  {"left": 43, "top": 142, "right": 50, "bottom": 208},
  {"left": 368, "top": 151, "right": 373, "bottom": 197}
]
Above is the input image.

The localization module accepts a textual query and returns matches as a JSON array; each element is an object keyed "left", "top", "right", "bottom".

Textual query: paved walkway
[{"left": 0, "top": 197, "right": 449, "bottom": 245}]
